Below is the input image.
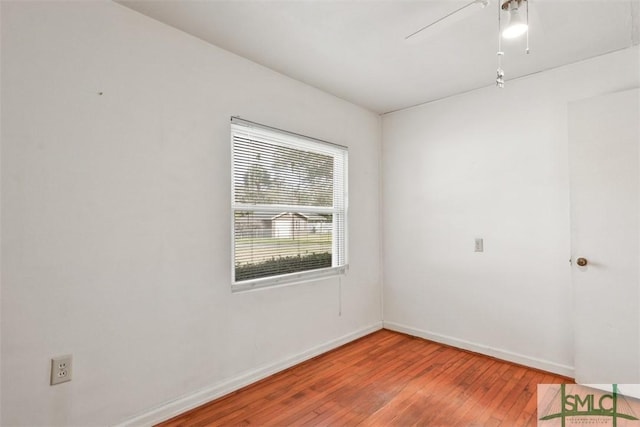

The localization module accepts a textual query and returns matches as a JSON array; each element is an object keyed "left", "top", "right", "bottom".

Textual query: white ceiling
[{"left": 118, "top": 0, "right": 639, "bottom": 114}]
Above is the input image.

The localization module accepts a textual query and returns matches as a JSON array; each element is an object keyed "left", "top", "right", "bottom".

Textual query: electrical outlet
[{"left": 50, "top": 355, "right": 72, "bottom": 385}]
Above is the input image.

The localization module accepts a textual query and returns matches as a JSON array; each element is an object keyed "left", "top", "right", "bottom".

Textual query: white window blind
[{"left": 231, "top": 117, "right": 348, "bottom": 291}]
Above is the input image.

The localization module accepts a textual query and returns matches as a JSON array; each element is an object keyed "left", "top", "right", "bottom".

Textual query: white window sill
[{"left": 231, "top": 265, "right": 348, "bottom": 293}]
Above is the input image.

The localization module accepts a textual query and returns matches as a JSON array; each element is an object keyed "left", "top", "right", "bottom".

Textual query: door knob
[{"left": 576, "top": 257, "right": 588, "bottom": 266}]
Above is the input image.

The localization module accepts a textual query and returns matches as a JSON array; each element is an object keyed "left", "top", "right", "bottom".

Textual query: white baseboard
[
  {"left": 116, "top": 322, "right": 383, "bottom": 427},
  {"left": 383, "top": 321, "right": 574, "bottom": 378}
]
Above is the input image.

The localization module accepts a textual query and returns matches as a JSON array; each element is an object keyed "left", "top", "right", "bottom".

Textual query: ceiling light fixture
[
  {"left": 496, "top": 0, "right": 530, "bottom": 88},
  {"left": 502, "top": 0, "right": 528, "bottom": 39}
]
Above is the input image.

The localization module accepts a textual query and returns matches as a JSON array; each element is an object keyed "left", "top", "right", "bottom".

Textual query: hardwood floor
[{"left": 157, "top": 329, "right": 572, "bottom": 426}]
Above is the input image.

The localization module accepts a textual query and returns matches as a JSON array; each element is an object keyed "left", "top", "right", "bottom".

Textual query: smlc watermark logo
[{"left": 538, "top": 384, "right": 640, "bottom": 426}]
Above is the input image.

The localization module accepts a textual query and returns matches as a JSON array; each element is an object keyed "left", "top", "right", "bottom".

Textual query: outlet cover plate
[{"left": 50, "top": 355, "right": 72, "bottom": 385}]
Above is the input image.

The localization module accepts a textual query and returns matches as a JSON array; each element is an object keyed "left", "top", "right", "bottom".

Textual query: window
[{"left": 231, "top": 117, "right": 348, "bottom": 291}]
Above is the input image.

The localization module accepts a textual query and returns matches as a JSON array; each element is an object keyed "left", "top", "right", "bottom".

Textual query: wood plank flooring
[{"left": 157, "top": 329, "right": 572, "bottom": 426}]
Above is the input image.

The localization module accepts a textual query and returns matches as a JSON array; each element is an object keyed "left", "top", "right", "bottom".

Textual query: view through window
[{"left": 231, "top": 118, "right": 348, "bottom": 290}]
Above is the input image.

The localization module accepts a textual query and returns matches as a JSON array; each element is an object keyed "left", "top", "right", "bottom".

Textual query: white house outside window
[{"left": 231, "top": 117, "right": 348, "bottom": 291}]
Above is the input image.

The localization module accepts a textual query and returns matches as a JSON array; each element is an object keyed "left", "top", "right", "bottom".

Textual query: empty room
[{"left": 1, "top": 0, "right": 639, "bottom": 425}]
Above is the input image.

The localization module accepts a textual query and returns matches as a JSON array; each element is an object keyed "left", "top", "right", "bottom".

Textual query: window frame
[{"left": 230, "top": 117, "right": 348, "bottom": 292}]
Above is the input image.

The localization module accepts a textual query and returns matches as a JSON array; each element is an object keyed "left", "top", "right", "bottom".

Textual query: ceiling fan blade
[{"left": 405, "top": 0, "right": 489, "bottom": 43}]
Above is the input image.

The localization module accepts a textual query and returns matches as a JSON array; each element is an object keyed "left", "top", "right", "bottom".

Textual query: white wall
[
  {"left": 382, "top": 46, "right": 640, "bottom": 377},
  {"left": 0, "top": 1, "right": 382, "bottom": 425}
]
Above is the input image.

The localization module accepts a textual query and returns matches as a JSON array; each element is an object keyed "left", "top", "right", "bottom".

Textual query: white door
[{"left": 569, "top": 88, "right": 640, "bottom": 384}]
